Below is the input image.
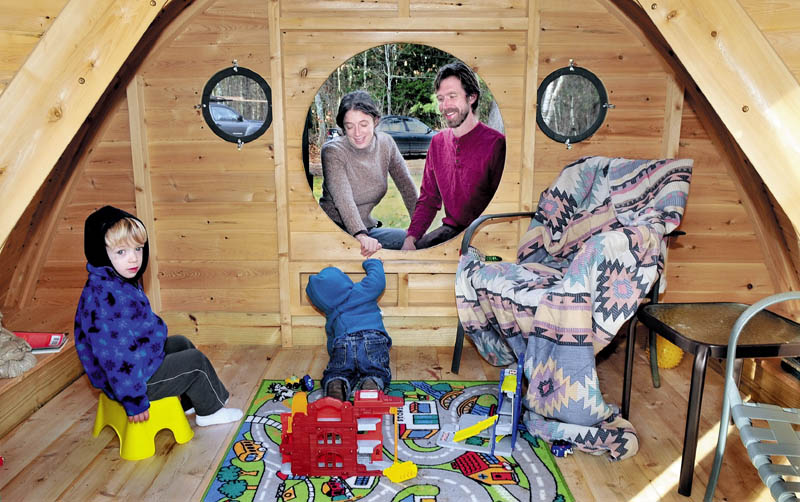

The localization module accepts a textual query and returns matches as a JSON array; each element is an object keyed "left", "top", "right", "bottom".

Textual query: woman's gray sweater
[{"left": 319, "top": 132, "right": 418, "bottom": 235}]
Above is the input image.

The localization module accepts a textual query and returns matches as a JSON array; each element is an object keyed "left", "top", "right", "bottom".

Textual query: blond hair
[{"left": 104, "top": 217, "right": 147, "bottom": 250}]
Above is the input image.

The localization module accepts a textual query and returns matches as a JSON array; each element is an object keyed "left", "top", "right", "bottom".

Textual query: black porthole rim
[
  {"left": 201, "top": 66, "right": 273, "bottom": 144},
  {"left": 536, "top": 65, "right": 608, "bottom": 144}
]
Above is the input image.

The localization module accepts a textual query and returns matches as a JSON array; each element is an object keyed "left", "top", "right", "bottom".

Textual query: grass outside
[{"left": 311, "top": 158, "right": 445, "bottom": 231}]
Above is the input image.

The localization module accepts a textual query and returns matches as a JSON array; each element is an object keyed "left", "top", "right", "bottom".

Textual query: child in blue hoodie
[
  {"left": 74, "top": 206, "right": 242, "bottom": 426},
  {"left": 305, "top": 258, "right": 391, "bottom": 401}
]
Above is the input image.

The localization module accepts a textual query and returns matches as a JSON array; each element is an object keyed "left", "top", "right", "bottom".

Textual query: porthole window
[
  {"left": 302, "top": 43, "right": 506, "bottom": 251},
  {"left": 201, "top": 65, "right": 272, "bottom": 146},
  {"left": 536, "top": 63, "right": 610, "bottom": 145}
]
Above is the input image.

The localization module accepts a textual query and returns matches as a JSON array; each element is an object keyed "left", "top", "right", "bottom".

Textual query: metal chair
[
  {"left": 705, "top": 292, "right": 800, "bottom": 502},
  {"left": 451, "top": 211, "right": 533, "bottom": 374},
  {"left": 452, "top": 210, "right": 678, "bottom": 378}
]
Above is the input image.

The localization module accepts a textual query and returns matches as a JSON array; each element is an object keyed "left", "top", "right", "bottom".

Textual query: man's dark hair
[
  {"left": 434, "top": 61, "right": 481, "bottom": 113},
  {"left": 335, "top": 90, "right": 381, "bottom": 129}
]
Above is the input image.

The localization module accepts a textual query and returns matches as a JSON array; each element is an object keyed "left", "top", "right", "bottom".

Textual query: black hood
[{"left": 84, "top": 205, "right": 149, "bottom": 283}]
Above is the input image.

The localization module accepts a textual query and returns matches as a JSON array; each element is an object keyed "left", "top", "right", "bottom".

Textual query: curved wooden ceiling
[{"left": 0, "top": 0, "right": 799, "bottom": 247}]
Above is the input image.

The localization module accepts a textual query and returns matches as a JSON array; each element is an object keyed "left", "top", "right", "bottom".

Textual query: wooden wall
[{"left": 1, "top": 0, "right": 798, "bottom": 347}]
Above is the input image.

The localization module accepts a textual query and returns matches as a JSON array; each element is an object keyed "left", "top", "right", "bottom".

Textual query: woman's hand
[
  {"left": 128, "top": 409, "right": 150, "bottom": 423},
  {"left": 356, "top": 233, "right": 382, "bottom": 257},
  {"left": 401, "top": 235, "right": 417, "bottom": 251}
]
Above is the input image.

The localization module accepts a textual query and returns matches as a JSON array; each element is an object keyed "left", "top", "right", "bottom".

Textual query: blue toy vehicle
[
  {"left": 550, "top": 440, "right": 574, "bottom": 457},
  {"left": 301, "top": 374, "right": 314, "bottom": 392}
]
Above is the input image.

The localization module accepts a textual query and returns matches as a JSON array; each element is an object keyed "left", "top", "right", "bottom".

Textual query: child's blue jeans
[{"left": 322, "top": 329, "right": 391, "bottom": 399}]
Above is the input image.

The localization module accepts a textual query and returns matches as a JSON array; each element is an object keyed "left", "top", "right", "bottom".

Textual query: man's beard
[{"left": 444, "top": 107, "right": 469, "bottom": 128}]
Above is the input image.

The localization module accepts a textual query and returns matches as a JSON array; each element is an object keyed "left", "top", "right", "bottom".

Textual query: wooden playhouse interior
[{"left": 2, "top": 0, "right": 800, "bottom": 500}]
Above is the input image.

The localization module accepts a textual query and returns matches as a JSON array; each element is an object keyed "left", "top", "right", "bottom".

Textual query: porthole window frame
[
  {"left": 536, "top": 65, "right": 609, "bottom": 145},
  {"left": 201, "top": 65, "right": 273, "bottom": 144}
]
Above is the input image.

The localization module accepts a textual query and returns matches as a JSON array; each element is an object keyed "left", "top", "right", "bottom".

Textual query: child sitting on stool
[
  {"left": 306, "top": 258, "right": 392, "bottom": 401},
  {"left": 74, "top": 205, "right": 242, "bottom": 426}
]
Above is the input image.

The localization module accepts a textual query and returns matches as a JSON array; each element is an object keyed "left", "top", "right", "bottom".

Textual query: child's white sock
[
  {"left": 196, "top": 407, "right": 243, "bottom": 427},
  {"left": 185, "top": 407, "right": 195, "bottom": 415}
]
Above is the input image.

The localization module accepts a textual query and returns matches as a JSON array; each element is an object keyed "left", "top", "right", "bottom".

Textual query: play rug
[{"left": 202, "top": 379, "right": 574, "bottom": 502}]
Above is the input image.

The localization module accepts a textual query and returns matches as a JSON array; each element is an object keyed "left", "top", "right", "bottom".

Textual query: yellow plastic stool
[{"left": 93, "top": 393, "right": 194, "bottom": 460}]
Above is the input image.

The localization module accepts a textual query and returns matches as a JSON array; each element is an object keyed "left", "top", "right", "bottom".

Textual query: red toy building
[{"left": 280, "top": 390, "right": 404, "bottom": 478}]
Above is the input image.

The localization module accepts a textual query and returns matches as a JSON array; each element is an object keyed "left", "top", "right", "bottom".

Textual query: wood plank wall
[{"left": 1, "top": 0, "right": 796, "bottom": 346}]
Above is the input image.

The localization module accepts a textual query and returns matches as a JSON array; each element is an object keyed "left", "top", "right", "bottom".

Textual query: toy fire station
[{"left": 279, "top": 390, "right": 404, "bottom": 478}]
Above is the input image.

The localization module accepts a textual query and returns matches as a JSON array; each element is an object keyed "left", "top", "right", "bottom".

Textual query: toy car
[
  {"left": 301, "top": 374, "right": 314, "bottom": 392},
  {"left": 284, "top": 375, "right": 301, "bottom": 389},
  {"left": 550, "top": 439, "right": 573, "bottom": 457}
]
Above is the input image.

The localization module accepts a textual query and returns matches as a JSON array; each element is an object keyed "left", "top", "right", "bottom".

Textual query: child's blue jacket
[
  {"left": 305, "top": 258, "right": 389, "bottom": 352},
  {"left": 74, "top": 205, "right": 166, "bottom": 416}
]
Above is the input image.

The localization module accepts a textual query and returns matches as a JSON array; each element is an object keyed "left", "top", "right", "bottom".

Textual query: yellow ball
[{"left": 655, "top": 336, "right": 683, "bottom": 369}]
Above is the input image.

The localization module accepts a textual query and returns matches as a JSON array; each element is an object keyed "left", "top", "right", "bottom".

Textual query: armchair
[{"left": 453, "top": 156, "right": 693, "bottom": 460}]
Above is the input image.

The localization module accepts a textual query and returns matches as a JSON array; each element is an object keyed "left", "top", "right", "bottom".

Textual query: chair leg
[
  {"left": 622, "top": 318, "right": 637, "bottom": 419},
  {"left": 649, "top": 328, "right": 661, "bottom": 388},
  {"left": 452, "top": 321, "right": 465, "bottom": 374},
  {"left": 679, "top": 346, "right": 710, "bottom": 496}
]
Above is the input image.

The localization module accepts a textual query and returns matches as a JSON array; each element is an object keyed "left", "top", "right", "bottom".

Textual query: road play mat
[{"left": 202, "top": 379, "right": 574, "bottom": 502}]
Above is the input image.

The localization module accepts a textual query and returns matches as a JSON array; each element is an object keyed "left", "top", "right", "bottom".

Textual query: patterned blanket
[{"left": 455, "top": 156, "right": 692, "bottom": 460}]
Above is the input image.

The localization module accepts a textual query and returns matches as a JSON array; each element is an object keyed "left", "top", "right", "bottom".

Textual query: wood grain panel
[
  {"left": 160, "top": 288, "right": 279, "bottom": 311},
  {"left": 159, "top": 312, "right": 281, "bottom": 343},
  {"left": 140, "top": 41, "right": 269, "bottom": 74},
  {"left": 150, "top": 172, "right": 275, "bottom": 203},
  {"left": 157, "top": 260, "right": 276, "bottom": 289},
  {"left": 281, "top": 0, "right": 400, "bottom": 17},
  {"left": 291, "top": 315, "right": 458, "bottom": 346},
  {"left": 152, "top": 202, "right": 276, "bottom": 230},
  {"left": 148, "top": 141, "right": 276, "bottom": 172},
  {"left": 155, "top": 229, "right": 277, "bottom": 260},
  {"left": 171, "top": 14, "right": 267, "bottom": 46},
  {"left": 411, "top": 0, "right": 526, "bottom": 17}
]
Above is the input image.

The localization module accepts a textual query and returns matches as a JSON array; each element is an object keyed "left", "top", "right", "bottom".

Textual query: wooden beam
[
  {"left": 269, "top": 0, "right": 292, "bottom": 347},
  {"left": 661, "top": 73, "right": 683, "bottom": 158},
  {"left": 0, "top": 0, "right": 172, "bottom": 248},
  {"left": 127, "top": 75, "right": 161, "bottom": 311},
  {"left": 636, "top": 0, "right": 800, "bottom": 235},
  {"left": 519, "top": 0, "right": 541, "bottom": 235}
]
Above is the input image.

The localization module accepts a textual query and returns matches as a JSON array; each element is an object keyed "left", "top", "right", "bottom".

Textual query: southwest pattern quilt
[{"left": 455, "top": 156, "right": 692, "bottom": 460}]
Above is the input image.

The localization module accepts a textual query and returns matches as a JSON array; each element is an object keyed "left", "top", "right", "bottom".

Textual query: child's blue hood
[{"left": 305, "top": 266, "right": 354, "bottom": 313}]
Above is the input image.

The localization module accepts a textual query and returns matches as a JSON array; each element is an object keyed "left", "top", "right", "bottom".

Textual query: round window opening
[
  {"left": 201, "top": 66, "right": 273, "bottom": 145},
  {"left": 303, "top": 43, "right": 506, "bottom": 252},
  {"left": 536, "top": 64, "right": 609, "bottom": 145}
]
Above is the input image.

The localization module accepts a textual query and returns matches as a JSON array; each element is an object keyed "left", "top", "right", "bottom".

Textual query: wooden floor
[{"left": 0, "top": 328, "right": 780, "bottom": 501}]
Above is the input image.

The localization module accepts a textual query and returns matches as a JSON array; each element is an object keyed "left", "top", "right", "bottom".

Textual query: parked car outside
[
  {"left": 326, "top": 127, "right": 341, "bottom": 141},
  {"left": 209, "top": 102, "right": 263, "bottom": 137},
  {"left": 376, "top": 115, "right": 437, "bottom": 157}
]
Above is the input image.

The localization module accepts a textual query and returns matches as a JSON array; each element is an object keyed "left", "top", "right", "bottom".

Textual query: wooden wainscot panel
[
  {"left": 159, "top": 312, "right": 281, "bottom": 345},
  {"left": 407, "top": 273, "right": 457, "bottom": 307}
]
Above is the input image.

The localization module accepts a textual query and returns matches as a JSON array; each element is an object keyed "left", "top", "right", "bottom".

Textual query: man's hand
[
  {"left": 401, "top": 235, "right": 417, "bottom": 251},
  {"left": 128, "top": 409, "right": 150, "bottom": 423},
  {"left": 356, "top": 233, "right": 382, "bottom": 257}
]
